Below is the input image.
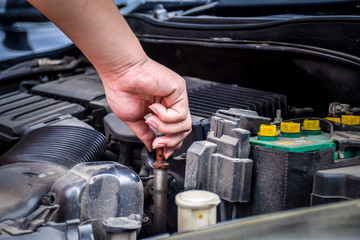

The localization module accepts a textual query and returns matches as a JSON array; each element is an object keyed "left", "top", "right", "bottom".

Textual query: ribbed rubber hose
[{"left": 0, "top": 126, "right": 107, "bottom": 168}]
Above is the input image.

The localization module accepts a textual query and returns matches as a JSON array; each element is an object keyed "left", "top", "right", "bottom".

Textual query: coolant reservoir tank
[{"left": 176, "top": 190, "right": 220, "bottom": 232}]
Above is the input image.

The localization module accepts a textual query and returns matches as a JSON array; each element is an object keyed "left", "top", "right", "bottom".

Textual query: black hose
[
  {"left": 288, "top": 107, "right": 315, "bottom": 118},
  {"left": 141, "top": 147, "right": 155, "bottom": 170},
  {"left": 0, "top": 126, "right": 107, "bottom": 168},
  {"left": 0, "top": 58, "right": 90, "bottom": 83}
]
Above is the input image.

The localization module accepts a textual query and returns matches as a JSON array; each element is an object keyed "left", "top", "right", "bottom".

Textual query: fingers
[
  {"left": 145, "top": 114, "right": 192, "bottom": 135},
  {"left": 126, "top": 117, "right": 190, "bottom": 159},
  {"left": 149, "top": 102, "right": 188, "bottom": 123},
  {"left": 152, "top": 129, "right": 191, "bottom": 149},
  {"left": 146, "top": 105, "right": 192, "bottom": 156},
  {"left": 124, "top": 120, "right": 156, "bottom": 151},
  {"left": 164, "top": 142, "right": 183, "bottom": 159},
  {"left": 147, "top": 97, "right": 192, "bottom": 158},
  {"left": 124, "top": 117, "right": 190, "bottom": 159}
]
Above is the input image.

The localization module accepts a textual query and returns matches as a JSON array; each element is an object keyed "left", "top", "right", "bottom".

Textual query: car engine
[{"left": 0, "top": 0, "right": 360, "bottom": 239}]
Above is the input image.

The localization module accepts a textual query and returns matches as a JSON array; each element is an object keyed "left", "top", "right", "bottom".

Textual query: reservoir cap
[{"left": 176, "top": 190, "right": 220, "bottom": 209}]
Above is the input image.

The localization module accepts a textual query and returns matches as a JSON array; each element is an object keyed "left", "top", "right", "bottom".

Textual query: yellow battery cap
[
  {"left": 324, "top": 117, "right": 341, "bottom": 123},
  {"left": 258, "top": 124, "right": 278, "bottom": 137},
  {"left": 342, "top": 115, "right": 360, "bottom": 125},
  {"left": 354, "top": 116, "right": 360, "bottom": 125},
  {"left": 302, "top": 119, "right": 321, "bottom": 131},
  {"left": 280, "top": 122, "right": 301, "bottom": 133}
]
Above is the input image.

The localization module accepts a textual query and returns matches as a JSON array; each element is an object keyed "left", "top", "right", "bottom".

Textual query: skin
[{"left": 28, "top": 0, "right": 192, "bottom": 158}]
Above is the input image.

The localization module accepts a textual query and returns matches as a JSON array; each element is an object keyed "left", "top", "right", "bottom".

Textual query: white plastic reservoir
[{"left": 175, "top": 190, "right": 221, "bottom": 232}]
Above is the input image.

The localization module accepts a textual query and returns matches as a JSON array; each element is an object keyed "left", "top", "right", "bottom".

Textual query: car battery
[{"left": 246, "top": 120, "right": 360, "bottom": 216}]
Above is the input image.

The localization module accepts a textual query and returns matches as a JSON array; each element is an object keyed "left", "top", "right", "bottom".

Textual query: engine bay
[{"left": 1, "top": 1, "right": 360, "bottom": 239}]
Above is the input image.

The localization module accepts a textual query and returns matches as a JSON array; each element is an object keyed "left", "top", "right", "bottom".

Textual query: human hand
[
  {"left": 99, "top": 57, "right": 192, "bottom": 159},
  {"left": 27, "top": 0, "right": 191, "bottom": 158}
]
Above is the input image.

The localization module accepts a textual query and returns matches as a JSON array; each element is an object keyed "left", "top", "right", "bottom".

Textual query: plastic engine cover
[{"left": 50, "top": 161, "right": 143, "bottom": 240}]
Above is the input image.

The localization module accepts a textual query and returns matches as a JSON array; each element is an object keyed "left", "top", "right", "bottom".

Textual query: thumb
[{"left": 124, "top": 120, "right": 156, "bottom": 152}]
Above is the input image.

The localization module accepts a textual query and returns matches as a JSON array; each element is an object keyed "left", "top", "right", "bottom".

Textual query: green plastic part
[
  {"left": 340, "top": 148, "right": 360, "bottom": 158},
  {"left": 250, "top": 132, "right": 336, "bottom": 153},
  {"left": 281, "top": 132, "right": 301, "bottom": 138},
  {"left": 257, "top": 135, "right": 279, "bottom": 141},
  {"left": 301, "top": 129, "right": 321, "bottom": 135}
]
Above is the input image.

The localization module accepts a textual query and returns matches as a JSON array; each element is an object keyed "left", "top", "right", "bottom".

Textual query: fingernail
[
  {"left": 146, "top": 119, "right": 158, "bottom": 129},
  {"left": 149, "top": 105, "right": 158, "bottom": 115},
  {"left": 164, "top": 149, "right": 175, "bottom": 159},
  {"left": 153, "top": 143, "right": 166, "bottom": 149}
]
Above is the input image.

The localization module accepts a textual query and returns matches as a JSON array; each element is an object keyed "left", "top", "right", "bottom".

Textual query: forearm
[
  {"left": 27, "top": 0, "right": 147, "bottom": 74},
  {"left": 28, "top": 0, "right": 192, "bottom": 156}
]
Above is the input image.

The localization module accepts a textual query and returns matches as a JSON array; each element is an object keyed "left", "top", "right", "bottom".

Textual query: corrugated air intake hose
[{"left": 0, "top": 126, "right": 107, "bottom": 168}]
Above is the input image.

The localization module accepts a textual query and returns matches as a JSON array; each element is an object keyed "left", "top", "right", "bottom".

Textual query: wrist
[{"left": 96, "top": 50, "right": 149, "bottom": 82}]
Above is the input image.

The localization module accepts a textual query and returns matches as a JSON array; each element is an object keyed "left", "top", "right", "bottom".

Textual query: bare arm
[
  {"left": 28, "top": 0, "right": 192, "bottom": 158},
  {"left": 28, "top": 0, "right": 146, "bottom": 71}
]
